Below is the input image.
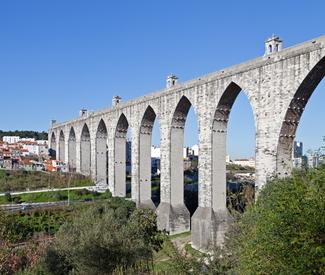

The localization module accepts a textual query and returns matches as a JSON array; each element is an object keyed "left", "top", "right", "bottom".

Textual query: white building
[
  {"left": 232, "top": 158, "right": 255, "bottom": 168},
  {"left": 151, "top": 145, "right": 161, "bottom": 158},
  {"left": 308, "top": 155, "right": 319, "bottom": 168},
  {"left": 191, "top": 144, "right": 199, "bottom": 156},
  {"left": 36, "top": 140, "right": 48, "bottom": 145},
  {"left": 226, "top": 155, "right": 231, "bottom": 163},
  {"left": 292, "top": 157, "right": 303, "bottom": 169},
  {"left": 3, "top": 136, "right": 20, "bottom": 144},
  {"left": 21, "top": 142, "right": 48, "bottom": 156},
  {"left": 20, "top": 138, "right": 35, "bottom": 142}
]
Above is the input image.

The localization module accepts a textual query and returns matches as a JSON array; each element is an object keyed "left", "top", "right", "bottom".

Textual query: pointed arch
[
  {"left": 114, "top": 113, "right": 129, "bottom": 197},
  {"left": 96, "top": 119, "right": 108, "bottom": 183},
  {"left": 59, "top": 130, "right": 65, "bottom": 162},
  {"left": 68, "top": 127, "right": 76, "bottom": 172},
  {"left": 139, "top": 105, "right": 158, "bottom": 208},
  {"left": 80, "top": 123, "right": 91, "bottom": 175},
  {"left": 212, "top": 82, "right": 256, "bottom": 210},
  {"left": 115, "top": 113, "right": 129, "bottom": 138},
  {"left": 50, "top": 132, "right": 57, "bottom": 159},
  {"left": 276, "top": 56, "right": 325, "bottom": 176},
  {"left": 170, "top": 95, "right": 196, "bottom": 209}
]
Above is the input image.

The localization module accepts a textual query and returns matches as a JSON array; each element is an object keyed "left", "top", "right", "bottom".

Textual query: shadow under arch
[
  {"left": 96, "top": 119, "right": 108, "bottom": 184},
  {"left": 68, "top": 127, "right": 76, "bottom": 172},
  {"left": 212, "top": 81, "right": 256, "bottom": 211},
  {"left": 114, "top": 113, "right": 129, "bottom": 197},
  {"left": 59, "top": 130, "right": 65, "bottom": 162},
  {"left": 50, "top": 132, "right": 56, "bottom": 159},
  {"left": 138, "top": 105, "right": 158, "bottom": 209},
  {"left": 276, "top": 56, "right": 325, "bottom": 176},
  {"left": 80, "top": 123, "right": 91, "bottom": 175}
]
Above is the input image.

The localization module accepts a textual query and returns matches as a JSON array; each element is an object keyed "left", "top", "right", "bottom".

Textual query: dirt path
[{"left": 171, "top": 234, "right": 191, "bottom": 255}]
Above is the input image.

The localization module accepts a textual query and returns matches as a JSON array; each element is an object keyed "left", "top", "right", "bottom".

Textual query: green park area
[
  {"left": 0, "top": 170, "right": 93, "bottom": 193},
  {"left": 0, "top": 189, "right": 110, "bottom": 205}
]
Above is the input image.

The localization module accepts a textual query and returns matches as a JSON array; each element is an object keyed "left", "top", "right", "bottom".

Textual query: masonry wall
[{"left": 48, "top": 36, "right": 325, "bottom": 249}]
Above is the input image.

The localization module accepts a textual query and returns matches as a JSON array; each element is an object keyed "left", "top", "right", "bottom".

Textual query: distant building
[
  {"left": 20, "top": 138, "right": 35, "bottom": 142},
  {"left": 126, "top": 140, "right": 131, "bottom": 163},
  {"left": 126, "top": 141, "right": 132, "bottom": 175},
  {"left": 183, "top": 146, "right": 198, "bottom": 158},
  {"left": 3, "top": 136, "right": 20, "bottom": 144},
  {"left": 232, "top": 158, "right": 255, "bottom": 168},
  {"left": 191, "top": 144, "right": 199, "bottom": 156},
  {"left": 293, "top": 141, "right": 303, "bottom": 158},
  {"left": 151, "top": 158, "right": 160, "bottom": 176},
  {"left": 293, "top": 157, "right": 304, "bottom": 169},
  {"left": 151, "top": 145, "right": 160, "bottom": 158},
  {"left": 308, "top": 154, "right": 320, "bottom": 169},
  {"left": 226, "top": 155, "right": 231, "bottom": 163},
  {"left": 44, "top": 159, "right": 67, "bottom": 172},
  {"left": 20, "top": 141, "right": 48, "bottom": 156}
]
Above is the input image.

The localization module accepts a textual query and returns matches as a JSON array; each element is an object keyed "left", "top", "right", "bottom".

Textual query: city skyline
[{"left": 1, "top": 1, "right": 325, "bottom": 158}]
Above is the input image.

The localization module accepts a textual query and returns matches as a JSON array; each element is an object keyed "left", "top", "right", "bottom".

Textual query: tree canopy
[
  {"left": 226, "top": 168, "right": 325, "bottom": 274},
  {"left": 0, "top": 130, "right": 48, "bottom": 140}
]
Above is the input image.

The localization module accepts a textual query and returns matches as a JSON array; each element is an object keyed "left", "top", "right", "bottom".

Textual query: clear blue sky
[{"left": 1, "top": 0, "right": 324, "bottom": 158}]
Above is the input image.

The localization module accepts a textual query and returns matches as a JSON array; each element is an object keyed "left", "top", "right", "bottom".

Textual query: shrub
[
  {"left": 41, "top": 201, "right": 162, "bottom": 274},
  {"left": 13, "top": 196, "right": 22, "bottom": 204},
  {"left": 227, "top": 168, "right": 325, "bottom": 274},
  {"left": 4, "top": 192, "right": 12, "bottom": 202}
]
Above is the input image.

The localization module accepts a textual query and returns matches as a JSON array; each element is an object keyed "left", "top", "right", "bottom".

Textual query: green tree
[
  {"left": 225, "top": 168, "right": 325, "bottom": 274},
  {"left": 41, "top": 199, "right": 163, "bottom": 274}
]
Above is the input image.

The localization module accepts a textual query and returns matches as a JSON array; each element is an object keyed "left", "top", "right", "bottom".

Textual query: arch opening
[
  {"left": 139, "top": 106, "right": 160, "bottom": 208},
  {"left": 80, "top": 124, "right": 91, "bottom": 175},
  {"left": 59, "top": 130, "right": 65, "bottom": 162},
  {"left": 213, "top": 82, "right": 255, "bottom": 213},
  {"left": 114, "top": 114, "right": 130, "bottom": 197},
  {"left": 170, "top": 96, "right": 198, "bottom": 216},
  {"left": 50, "top": 132, "right": 56, "bottom": 159},
  {"left": 68, "top": 127, "right": 76, "bottom": 172},
  {"left": 277, "top": 56, "right": 325, "bottom": 176},
  {"left": 96, "top": 119, "right": 108, "bottom": 184}
]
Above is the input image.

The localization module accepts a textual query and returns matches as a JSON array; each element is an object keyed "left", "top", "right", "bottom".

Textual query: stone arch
[
  {"left": 276, "top": 56, "right": 325, "bottom": 176},
  {"left": 80, "top": 123, "right": 91, "bottom": 175},
  {"left": 212, "top": 81, "right": 255, "bottom": 210},
  {"left": 114, "top": 113, "right": 129, "bottom": 197},
  {"left": 169, "top": 95, "right": 197, "bottom": 212},
  {"left": 68, "top": 127, "right": 76, "bottom": 172},
  {"left": 139, "top": 105, "right": 158, "bottom": 209},
  {"left": 59, "top": 130, "right": 65, "bottom": 162},
  {"left": 96, "top": 119, "right": 108, "bottom": 183},
  {"left": 50, "top": 132, "right": 57, "bottom": 159}
]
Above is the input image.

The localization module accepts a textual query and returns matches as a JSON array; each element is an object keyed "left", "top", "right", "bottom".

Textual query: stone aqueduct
[{"left": 49, "top": 35, "right": 325, "bottom": 250}]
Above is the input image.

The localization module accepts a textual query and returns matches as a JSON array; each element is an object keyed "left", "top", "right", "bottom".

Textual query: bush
[
  {"left": 41, "top": 201, "right": 163, "bottom": 274},
  {"left": 54, "top": 193, "right": 67, "bottom": 201},
  {"left": 13, "top": 196, "right": 22, "bottom": 204},
  {"left": 4, "top": 192, "right": 11, "bottom": 202},
  {"left": 227, "top": 168, "right": 325, "bottom": 274}
]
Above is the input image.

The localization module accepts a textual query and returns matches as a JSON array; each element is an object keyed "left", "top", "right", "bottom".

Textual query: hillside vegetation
[
  {"left": 0, "top": 170, "right": 93, "bottom": 193},
  {"left": 0, "top": 130, "right": 48, "bottom": 140},
  {"left": 0, "top": 167, "right": 324, "bottom": 274}
]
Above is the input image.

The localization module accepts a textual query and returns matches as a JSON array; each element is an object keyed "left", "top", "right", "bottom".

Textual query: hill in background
[{"left": 0, "top": 130, "right": 48, "bottom": 140}]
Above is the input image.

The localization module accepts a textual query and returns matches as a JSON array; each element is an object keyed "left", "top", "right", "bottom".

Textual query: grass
[
  {"left": 184, "top": 243, "right": 204, "bottom": 257},
  {"left": 152, "top": 231, "right": 197, "bottom": 273},
  {"left": 169, "top": 231, "right": 191, "bottom": 240},
  {"left": 0, "top": 169, "right": 93, "bottom": 193},
  {"left": 0, "top": 189, "right": 110, "bottom": 204}
]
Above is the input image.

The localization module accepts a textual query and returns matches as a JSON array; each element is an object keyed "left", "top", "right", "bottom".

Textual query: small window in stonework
[
  {"left": 275, "top": 44, "right": 279, "bottom": 52},
  {"left": 269, "top": 44, "right": 272, "bottom": 53}
]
